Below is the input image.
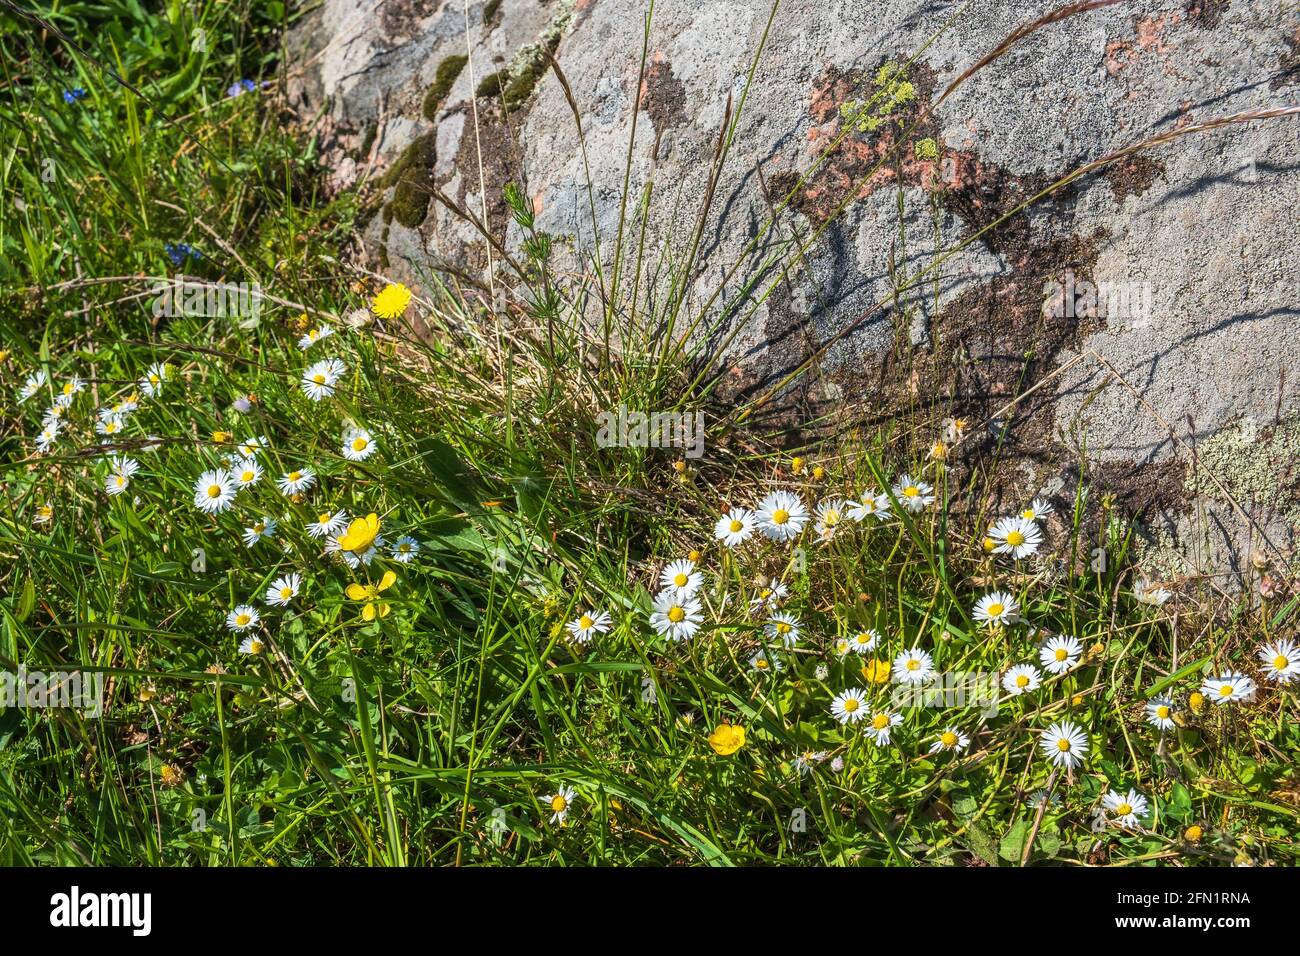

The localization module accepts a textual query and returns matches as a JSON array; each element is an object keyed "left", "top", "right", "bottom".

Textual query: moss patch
[
  {"left": 381, "top": 131, "right": 437, "bottom": 229},
  {"left": 483, "top": 0, "right": 503, "bottom": 25},
  {"left": 423, "top": 54, "right": 468, "bottom": 121},
  {"left": 475, "top": 69, "right": 509, "bottom": 99}
]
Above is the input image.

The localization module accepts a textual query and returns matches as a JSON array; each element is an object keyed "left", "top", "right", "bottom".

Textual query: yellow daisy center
[
  {"left": 771, "top": 508, "right": 789, "bottom": 525},
  {"left": 824, "top": 510, "right": 840, "bottom": 526},
  {"left": 1055, "top": 648, "right": 1068, "bottom": 661},
  {"left": 319, "top": 513, "right": 332, "bottom": 523},
  {"left": 667, "top": 606, "right": 685, "bottom": 623},
  {"left": 313, "top": 373, "right": 326, "bottom": 384},
  {"left": 280, "top": 587, "right": 293, "bottom": 599},
  {"left": 755, "top": 658, "right": 769, "bottom": 669},
  {"left": 249, "top": 640, "right": 264, "bottom": 654},
  {"left": 775, "top": 622, "right": 791, "bottom": 635},
  {"left": 114, "top": 476, "right": 125, "bottom": 487},
  {"left": 729, "top": 519, "right": 743, "bottom": 532},
  {"left": 1219, "top": 684, "right": 1234, "bottom": 697},
  {"left": 550, "top": 795, "right": 567, "bottom": 812},
  {"left": 941, "top": 731, "right": 958, "bottom": 747},
  {"left": 1156, "top": 705, "right": 1170, "bottom": 719},
  {"left": 289, "top": 471, "right": 302, "bottom": 481},
  {"left": 207, "top": 484, "right": 222, "bottom": 498},
  {"left": 903, "top": 486, "right": 919, "bottom": 497},
  {"left": 235, "top": 613, "right": 250, "bottom": 626},
  {"left": 1056, "top": 738, "right": 1071, "bottom": 752},
  {"left": 843, "top": 698, "right": 859, "bottom": 713},
  {"left": 1115, "top": 803, "right": 1132, "bottom": 816},
  {"left": 987, "top": 602, "right": 1004, "bottom": 617},
  {"left": 352, "top": 437, "right": 368, "bottom": 451},
  {"left": 1006, "top": 530, "right": 1025, "bottom": 546},
  {"left": 1016, "top": 674, "right": 1029, "bottom": 688},
  {"left": 242, "top": 470, "right": 254, "bottom": 482},
  {"left": 673, "top": 573, "right": 688, "bottom": 587},
  {"left": 578, "top": 616, "right": 593, "bottom": 630},
  {"left": 871, "top": 713, "right": 889, "bottom": 729},
  {"left": 906, "top": 659, "right": 919, "bottom": 671},
  {"left": 1274, "top": 655, "right": 1289, "bottom": 670}
]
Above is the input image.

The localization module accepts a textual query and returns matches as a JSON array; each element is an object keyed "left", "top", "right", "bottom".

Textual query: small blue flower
[
  {"left": 164, "top": 242, "right": 202, "bottom": 266},
  {"left": 62, "top": 88, "right": 87, "bottom": 104},
  {"left": 226, "top": 79, "right": 258, "bottom": 98}
]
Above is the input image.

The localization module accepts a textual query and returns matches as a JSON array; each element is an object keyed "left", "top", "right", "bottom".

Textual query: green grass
[{"left": 0, "top": 0, "right": 1296, "bottom": 867}]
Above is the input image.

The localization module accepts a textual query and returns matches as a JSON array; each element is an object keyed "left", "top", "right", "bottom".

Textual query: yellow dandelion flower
[{"left": 371, "top": 282, "right": 413, "bottom": 319}]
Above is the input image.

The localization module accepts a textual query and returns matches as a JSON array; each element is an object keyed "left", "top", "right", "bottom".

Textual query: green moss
[
  {"left": 482, "top": 0, "right": 502, "bottom": 25},
  {"left": 475, "top": 70, "right": 509, "bottom": 99},
  {"left": 501, "top": 33, "right": 559, "bottom": 109},
  {"left": 381, "top": 131, "right": 437, "bottom": 229},
  {"left": 422, "top": 53, "right": 468, "bottom": 121}
]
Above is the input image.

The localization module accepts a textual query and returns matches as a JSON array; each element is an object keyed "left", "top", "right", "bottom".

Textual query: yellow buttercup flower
[
  {"left": 337, "top": 513, "right": 381, "bottom": 553},
  {"left": 371, "top": 282, "right": 413, "bottom": 319},
  {"left": 708, "top": 723, "right": 746, "bottom": 756},
  {"left": 862, "top": 659, "right": 892, "bottom": 684},
  {"left": 346, "top": 569, "right": 396, "bottom": 621}
]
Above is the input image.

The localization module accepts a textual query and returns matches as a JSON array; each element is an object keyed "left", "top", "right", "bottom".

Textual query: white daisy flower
[
  {"left": 55, "top": 376, "right": 84, "bottom": 407},
  {"left": 308, "top": 509, "right": 349, "bottom": 538},
  {"left": 265, "top": 572, "right": 303, "bottom": 607},
  {"left": 891, "top": 474, "right": 934, "bottom": 513},
  {"left": 1020, "top": 498, "right": 1054, "bottom": 522},
  {"left": 749, "top": 649, "right": 783, "bottom": 673},
  {"left": 832, "top": 637, "right": 853, "bottom": 658},
  {"left": 1145, "top": 697, "right": 1177, "bottom": 730},
  {"left": 813, "top": 497, "right": 848, "bottom": 540},
  {"left": 988, "top": 516, "right": 1043, "bottom": 559},
  {"left": 714, "top": 507, "right": 755, "bottom": 547},
  {"left": 830, "top": 688, "right": 869, "bottom": 724},
  {"left": 96, "top": 414, "right": 126, "bottom": 437},
  {"left": 1039, "top": 720, "right": 1089, "bottom": 770},
  {"left": 1027, "top": 788, "right": 1062, "bottom": 810},
  {"left": 225, "top": 605, "right": 260, "bottom": 632},
  {"left": 748, "top": 581, "right": 789, "bottom": 612},
  {"left": 1258, "top": 639, "right": 1300, "bottom": 684},
  {"left": 231, "top": 458, "right": 263, "bottom": 489},
  {"left": 139, "top": 362, "right": 169, "bottom": 397},
  {"left": 659, "top": 558, "right": 703, "bottom": 597},
  {"left": 1002, "top": 663, "right": 1042, "bottom": 696},
  {"left": 755, "top": 490, "right": 810, "bottom": 542},
  {"left": 892, "top": 647, "right": 935, "bottom": 685},
  {"left": 341, "top": 427, "right": 377, "bottom": 462},
  {"left": 242, "top": 516, "right": 277, "bottom": 548},
  {"left": 793, "top": 750, "right": 828, "bottom": 776},
  {"left": 1039, "top": 634, "right": 1083, "bottom": 675},
  {"left": 847, "top": 490, "right": 892, "bottom": 522},
  {"left": 1201, "top": 672, "right": 1255, "bottom": 705},
  {"left": 565, "top": 609, "right": 611, "bottom": 644},
  {"left": 298, "top": 325, "right": 334, "bottom": 350},
  {"left": 19, "top": 370, "right": 47, "bottom": 402},
  {"left": 104, "top": 456, "right": 140, "bottom": 496},
  {"left": 545, "top": 784, "right": 577, "bottom": 824},
  {"left": 41, "top": 403, "right": 66, "bottom": 427},
  {"left": 764, "top": 611, "right": 802, "bottom": 648},
  {"left": 973, "top": 591, "right": 1020, "bottom": 627},
  {"left": 649, "top": 590, "right": 703, "bottom": 642},
  {"left": 864, "top": 710, "right": 903, "bottom": 746},
  {"left": 276, "top": 468, "right": 317, "bottom": 495},
  {"left": 328, "top": 536, "right": 384, "bottom": 569},
  {"left": 849, "top": 628, "right": 880, "bottom": 654},
  {"left": 390, "top": 536, "right": 420, "bottom": 562},
  {"left": 1134, "top": 578, "right": 1171, "bottom": 606},
  {"left": 34, "top": 502, "right": 53, "bottom": 525},
  {"left": 301, "top": 358, "right": 345, "bottom": 401},
  {"left": 929, "top": 727, "right": 970, "bottom": 754},
  {"left": 1102, "top": 787, "right": 1149, "bottom": 829},
  {"left": 238, "top": 635, "right": 267, "bottom": 656},
  {"left": 35, "top": 420, "right": 61, "bottom": 453},
  {"left": 193, "top": 469, "right": 237, "bottom": 513},
  {"left": 235, "top": 436, "right": 269, "bottom": 458}
]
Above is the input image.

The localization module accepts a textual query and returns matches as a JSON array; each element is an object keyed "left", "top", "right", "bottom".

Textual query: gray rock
[{"left": 287, "top": 0, "right": 1300, "bottom": 584}]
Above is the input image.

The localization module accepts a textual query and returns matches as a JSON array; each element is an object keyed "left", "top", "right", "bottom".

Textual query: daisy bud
[
  {"left": 687, "top": 550, "right": 702, "bottom": 563},
  {"left": 1184, "top": 825, "right": 1204, "bottom": 842},
  {"left": 811, "top": 465, "right": 826, "bottom": 480},
  {"left": 1189, "top": 691, "right": 1206, "bottom": 713},
  {"left": 929, "top": 441, "right": 947, "bottom": 461},
  {"left": 672, "top": 459, "right": 687, "bottom": 474},
  {"left": 790, "top": 456, "right": 805, "bottom": 475}
]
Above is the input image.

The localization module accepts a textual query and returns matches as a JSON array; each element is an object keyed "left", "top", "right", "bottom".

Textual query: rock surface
[{"left": 286, "top": 0, "right": 1300, "bottom": 584}]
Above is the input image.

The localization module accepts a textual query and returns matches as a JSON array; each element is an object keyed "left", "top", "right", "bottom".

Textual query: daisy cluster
[
  {"left": 553, "top": 470, "right": 1299, "bottom": 835},
  {"left": 14, "top": 289, "right": 426, "bottom": 660}
]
